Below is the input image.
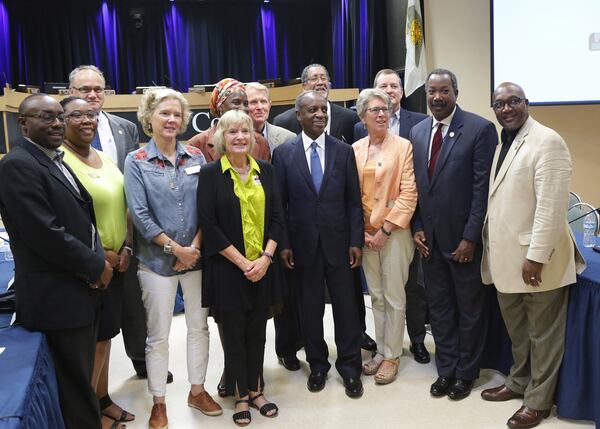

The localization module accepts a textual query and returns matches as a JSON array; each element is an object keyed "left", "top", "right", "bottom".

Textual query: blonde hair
[
  {"left": 137, "top": 88, "right": 191, "bottom": 137},
  {"left": 213, "top": 110, "right": 256, "bottom": 157}
]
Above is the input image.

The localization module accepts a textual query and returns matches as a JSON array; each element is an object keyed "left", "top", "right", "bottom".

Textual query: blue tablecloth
[
  {"left": 0, "top": 326, "right": 65, "bottom": 429},
  {"left": 482, "top": 235, "right": 599, "bottom": 427},
  {"left": 556, "top": 237, "right": 600, "bottom": 427},
  {"left": 0, "top": 258, "right": 14, "bottom": 328}
]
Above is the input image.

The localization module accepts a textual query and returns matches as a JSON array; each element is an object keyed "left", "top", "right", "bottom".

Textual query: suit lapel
[
  {"left": 292, "top": 138, "right": 318, "bottom": 195},
  {"left": 319, "top": 135, "right": 337, "bottom": 196},
  {"left": 489, "top": 117, "right": 534, "bottom": 196},
  {"left": 105, "top": 113, "right": 125, "bottom": 167},
  {"left": 399, "top": 109, "right": 410, "bottom": 139},
  {"left": 430, "top": 108, "right": 463, "bottom": 188},
  {"left": 21, "top": 139, "right": 85, "bottom": 202}
]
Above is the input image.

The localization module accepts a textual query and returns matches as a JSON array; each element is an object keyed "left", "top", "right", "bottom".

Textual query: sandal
[
  {"left": 101, "top": 415, "right": 126, "bottom": 429},
  {"left": 233, "top": 399, "right": 251, "bottom": 427},
  {"left": 218, "top": 370, "right": 229, "bottom": 397},
  {"left": 374, "top": 358, "right": 399, "bottom": 385},
  {"left": 99, "top": 394, "right": 135, "bottom": 422},
  {"left": 249, "top": 393, "right": 278, "bottom": 418},
  {"left": 362, "top": 353, "right": 384, "bottom": 376}
]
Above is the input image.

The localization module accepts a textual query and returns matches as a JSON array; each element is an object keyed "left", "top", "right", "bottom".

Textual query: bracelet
[
  {"left": 262, "top": 251, "right": 274, "bottom": 263},
  {"left": 191, "top": 244, "right": 200, "bottom": 250},
  {"left": 380, "top": 226, "right": 392, "bottom": 236},
  {"left": 122, "top": 245, "right": 133, "bottom": 255}
]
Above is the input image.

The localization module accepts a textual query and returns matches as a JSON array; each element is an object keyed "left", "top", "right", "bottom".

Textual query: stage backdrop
[{"left": 0, "top": 0, "right": 392, "bottom": 93}]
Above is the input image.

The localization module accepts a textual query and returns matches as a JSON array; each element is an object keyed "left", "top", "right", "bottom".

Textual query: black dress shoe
[
  {"left": 447, "top": 378, "right": 473, "bottom": 400},
  {"left": 430, "top": 376, "right": 454, "bottom": 397},
  {"left": 343, "top": 377, "right": 364, "bottom": 398},
  {"left": 166, "top": 371, "right": 174, "bottom": 384},
  {"left": 360, "top": 332, "right": 377, "bottom": 352},
  {"left": 409, "top": 342, "right": 431, "bottom": 364},
  {"left": 307, "top": 371, "right": 327, "bottom": 392},
  {"left": 278, "top": 355, "right": 301, "bottom": 371}
]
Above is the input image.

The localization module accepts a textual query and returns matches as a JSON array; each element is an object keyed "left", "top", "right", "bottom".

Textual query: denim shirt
[{"left": 124, "top": 139, "right": 206, "bottom": 276}]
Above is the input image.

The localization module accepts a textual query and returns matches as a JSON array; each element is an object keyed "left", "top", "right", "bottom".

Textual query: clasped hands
[
  {"left": 92, "top": 247, "right": 133, "bottom": 289},
  {"left": 172, "top": 245, "right": 201, "bottom": 272},
  {"left": 240, "top": 254, "right": 270, "bottom": 283},
  {"left": 279, "top": 247, "right": 362, "bottom": 270}
]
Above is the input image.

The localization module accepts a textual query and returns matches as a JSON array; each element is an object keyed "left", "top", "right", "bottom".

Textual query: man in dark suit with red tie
[
  {"left": 409, "top": 69, "right": 497, "bottom": 400},
  {"left": 354, "top": 68, "right": 431, "bottom": 364},
  {"left": 272, "top": 90, "right": 365, "bottom": 398},
  {"left": 0, "top": 94, "right": 113, "bottom": 428}
]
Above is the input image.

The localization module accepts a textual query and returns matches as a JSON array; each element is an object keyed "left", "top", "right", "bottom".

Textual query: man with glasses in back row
[{"left": 0, "top": 94, "right": 113, "bottom": 428}]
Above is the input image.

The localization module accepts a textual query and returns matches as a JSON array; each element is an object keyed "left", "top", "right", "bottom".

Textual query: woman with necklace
[
  {"left": 352, "top": 89, "right": 417, "bottom": 385},
  {"left": 60, "top": 96, "right": 133, "bottom": 429},
  {"left": 197, "top": 109, "right": 285, "bottom": 426},
  {"left": 124, "top": 88, "right": 221, "bottom": 429}
]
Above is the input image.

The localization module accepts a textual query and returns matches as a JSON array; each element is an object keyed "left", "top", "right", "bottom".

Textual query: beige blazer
[
  {"left": 352, "top": 133, "right": 417, "bottom": 230},
  {"left": 481, "top": 116, "right": 585, "bottom": 293},
  {"left": 265, "top": 122, "right": 296, "bottom": 153}
]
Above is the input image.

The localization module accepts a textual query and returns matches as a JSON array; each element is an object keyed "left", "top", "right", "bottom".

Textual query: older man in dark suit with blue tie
[
  {"left": 410, "top": 69, "right": 497, "bottom": 400},
  {"left": 272, "top": 90, "right": 365, "bottom": 398}
]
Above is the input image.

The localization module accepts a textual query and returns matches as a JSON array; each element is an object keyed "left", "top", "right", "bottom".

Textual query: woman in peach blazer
[{"left": 352, "top": 88, "right": 417, "bottom": 384}]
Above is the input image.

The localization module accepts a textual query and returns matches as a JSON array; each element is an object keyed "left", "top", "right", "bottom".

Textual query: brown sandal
[{"left": 374, "top": 358, "right": 399, "bottom": 384}]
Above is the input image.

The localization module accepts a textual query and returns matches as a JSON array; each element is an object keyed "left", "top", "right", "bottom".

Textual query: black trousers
[
  {"left": 352, "top": 267, "right": 367, "bottom": 333},
  {"left": 120, "top": 257, "right": 147, "bottom": 372},
  {"left": 273, "top": 270, "right": 302, "bottom": 358},
  {"left": 221, "top": 302, "right": 268, "bottom": 398},
  {"left": 294, "top": 246, "right": 362, "bottom": 379},
  {"left": 405, "top": 250, "right": 428, "bottom": 343},
  {"left": 422, "top": 242, "right": 488, "bottom": 381},
  {"left": 45, "top": 295, "right": 101, "bottom": 429}
]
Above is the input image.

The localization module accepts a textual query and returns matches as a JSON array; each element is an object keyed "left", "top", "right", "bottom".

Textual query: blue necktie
[
  {"left": 90, "top": 133, "right": 102, "bottom": 151},
  {"left": 310, "top": 141, "right": 323, "bottom": 192}
]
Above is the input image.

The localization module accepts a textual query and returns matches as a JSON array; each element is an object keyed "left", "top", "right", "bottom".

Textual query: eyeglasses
[
  {"left": 306, "top": 75, "right": 329, "bottom": 83},
  {"left": 71, "top": 86, "right": 105, "bottom": 94},
  {"left": 491, "top": 96, "right": 527, "bottom": 111},
  {"left": 21, "top": 112, "right": 66, "bottom": 124},
  {"left": 66, "top": 111, "right": 99, "bottom": 122},
  {"left": 366, "top": 106, "right": 390, "bottom": 114}
]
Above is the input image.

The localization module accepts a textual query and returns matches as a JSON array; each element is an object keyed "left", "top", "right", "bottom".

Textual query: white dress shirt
[
  {"left": 97, "top": 112, "right": 118, "bottom": 164},
  {"left": 428, "top": 105, "right": 457, "bottom": 161},
  {"left": 301, "top": 131, "right": 326, "bottom": 173}
]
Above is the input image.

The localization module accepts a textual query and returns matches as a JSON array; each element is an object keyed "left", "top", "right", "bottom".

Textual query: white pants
[
  {"left": 138, "top": 264, "right": 209, "bottom": 397},
  {"left": 362, "top": 228, "right": 414, "bottom": 359}
]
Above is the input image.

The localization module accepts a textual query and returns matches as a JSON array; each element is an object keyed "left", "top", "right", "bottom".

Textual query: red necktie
[{"left": 428, "top": 123, "right": 444, "bottom": 179}]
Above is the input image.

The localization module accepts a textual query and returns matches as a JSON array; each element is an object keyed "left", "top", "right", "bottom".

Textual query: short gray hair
[
  {"left": 295, "top": 90, "right": 325, "bottom": 112},
  {"left": 245, "top": 82, "right": 270, "bottom": 98},
  {"left": 212, "top": 110, "right": 256, "bottom": 157},
  {"left": 137, "top": 88, "right": 191, "bottom": 137},
  {"left": 68, "top": 65, "right": 105, "bottom": 87},
  {"left": 356, "top": 88, "right": 391, "bottom": 119},
  {"left": 300, "top": 63, "right": 330, "bottom": 85}
]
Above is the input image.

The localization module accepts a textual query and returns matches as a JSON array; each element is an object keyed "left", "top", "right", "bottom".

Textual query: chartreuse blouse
[{"left": 220, "top": 155, "right": 265, "bottom": 260}]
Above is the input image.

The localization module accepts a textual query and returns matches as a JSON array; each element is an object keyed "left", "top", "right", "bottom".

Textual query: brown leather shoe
[
  {"left": 481, "top": 385, "right": 524, "bottom": 402},
  {"left": 149, "top": 403, "right": 168, "bottom": 429},
  {"left": 188, "top": 390, "right": 223, "bottom": 416},
  {"left": 507, "top": 405, "right": 551, "bottom": 429}
]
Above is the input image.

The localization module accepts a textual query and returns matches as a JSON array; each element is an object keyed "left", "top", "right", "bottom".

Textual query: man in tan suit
[{"left": 480, "top": 82, "right": 585, "bottom": 429}]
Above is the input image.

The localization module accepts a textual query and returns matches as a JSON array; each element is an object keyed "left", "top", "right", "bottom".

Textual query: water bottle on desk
[{"left": 583, "top": 213, "right": 596, "bottom": 248}]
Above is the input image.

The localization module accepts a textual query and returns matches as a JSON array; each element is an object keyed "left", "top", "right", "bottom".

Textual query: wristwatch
[{"left": 163, "top": 240, "right": 173, "bottom": 254}]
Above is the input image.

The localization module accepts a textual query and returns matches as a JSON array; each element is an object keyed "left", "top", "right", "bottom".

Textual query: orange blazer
[
  {"left": 352, "top": 132, "right": 417, "bottom": 230},
  {"left": 187, "top": 125, "right": 271, "bottom": 163}
]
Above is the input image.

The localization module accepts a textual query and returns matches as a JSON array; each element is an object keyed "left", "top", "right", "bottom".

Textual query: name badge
[
  {"left": 252, "top": 175, "right": 262, "bottom": 186},
  {"left": 185, "top": 165, "right": 201, "bottom": 175}
]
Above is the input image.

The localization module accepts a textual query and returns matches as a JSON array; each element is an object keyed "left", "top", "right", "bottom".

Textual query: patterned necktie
[
  {"left": 90, "top": 133, "right": 103, "bottom": 151},
  {"left": 310, "top": 141, "right": 323, "bottom": 192},
  {"left": 428, "top": 123, "right": 444, "bottom": 179}
]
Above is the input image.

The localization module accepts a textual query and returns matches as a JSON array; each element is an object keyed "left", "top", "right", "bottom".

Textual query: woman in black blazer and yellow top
[{"left": 197, "top": 110, "right": 285, "bottom": 426}]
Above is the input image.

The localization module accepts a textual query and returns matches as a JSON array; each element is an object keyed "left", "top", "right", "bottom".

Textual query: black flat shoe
[
  {"left": 249, "top": 393, "right": 278, "bottom": 418},
  {"left": 307, "top": 371, "right": 327, "bottom": 392},
  {"left": 360, "top": 332, "right": 377, "bottom": 352},
  {"left": 448, "top": 378, "right": 473, "bottom": 400},
  {"left": 430, "top": 376, "right": 454, "bottom": 397},
  {"left": 233, "top": 399, "right": 251, "bottom": 427},
  {"left": 343, "top": 377, "right": 364, "bottom": 398},
  {"left": 409, "top": 342, "right": 431, "bottom": 364},
  {"left": 277, "top": 355, "right": 301, "bottom": 371}
]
